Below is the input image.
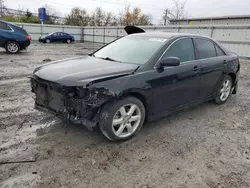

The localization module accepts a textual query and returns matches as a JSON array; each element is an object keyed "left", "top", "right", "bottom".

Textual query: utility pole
[{"left": 163, "top": 9, "right": 168, "bottom": 25}]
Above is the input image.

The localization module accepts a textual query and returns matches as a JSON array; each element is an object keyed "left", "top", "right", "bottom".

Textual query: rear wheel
[
  {"left": 214, "top": 75, "right": 233, "bottom": 104},
  {"left": 5, "top": 41, "right": 20, "bottom": 54},
  {"left": 99, "top": 97, "right": 145, "bottom": 142}
]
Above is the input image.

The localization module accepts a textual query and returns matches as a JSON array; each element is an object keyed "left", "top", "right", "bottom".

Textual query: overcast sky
[{"left": 5, "top": 0, "right": 250, "bottom": 24}]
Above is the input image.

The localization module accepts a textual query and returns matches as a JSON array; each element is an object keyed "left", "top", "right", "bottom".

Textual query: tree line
[
  {"left": 0, "top": 0, "right": 152, "bottom": 26},
  {"left": 0, "top": 0, "right": 187, "bottom": 26},
  {"left": 65, "top": 6, "right": 152, "bottom": 26}
]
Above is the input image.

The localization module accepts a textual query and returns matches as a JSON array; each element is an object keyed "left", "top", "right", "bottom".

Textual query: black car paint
[
  {"left": 33, "top": 56, "right": 139, "bottom": 86},
  {"left": 30, "top": 32, "right": 240, "bottom": 129}
]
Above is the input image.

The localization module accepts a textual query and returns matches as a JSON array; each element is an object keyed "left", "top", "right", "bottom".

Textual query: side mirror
[{"left": 159, "top": 57, "right": 180, "bottom": 67}]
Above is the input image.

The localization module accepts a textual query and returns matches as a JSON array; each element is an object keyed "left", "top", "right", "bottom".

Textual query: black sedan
[
  {"left": 30, "top": 27, "right": 240, "bottom": 141},
  {"left": 39, "top": 32, "right": 75, "bottom": 43}
]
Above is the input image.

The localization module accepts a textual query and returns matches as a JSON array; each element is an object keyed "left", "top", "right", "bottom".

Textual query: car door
[
  {"left": 194, "top": 38, "right": 226, "bottom": 98},
  {"left": 62, "top": 32, "right": 69, "bottom": 41},
  {"left": 59, "top": 32, "right": 65, "bottom": 42},
  {"left": 0, "top": 21, "right": 12, "bottom": 47},
  {"left": 151, "top": 37, "right": 201, "bottom": 114},
  {"left": 51, "top": 32, "right": 59, "bottom": 42}
]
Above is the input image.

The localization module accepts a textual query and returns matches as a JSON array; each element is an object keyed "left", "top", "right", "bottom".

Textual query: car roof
[{"left": 129, "top": 31, "right": 212, "bottom": 40}]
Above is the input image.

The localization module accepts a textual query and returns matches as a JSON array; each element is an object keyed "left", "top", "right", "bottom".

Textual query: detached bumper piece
[{"left": 30, "top": 76, "right": 98, "bottom": 131}]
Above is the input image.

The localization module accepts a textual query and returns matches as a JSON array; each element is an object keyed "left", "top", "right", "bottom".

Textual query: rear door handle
[
  {"left": 193, "top": 66, "right": 199, "bottom": 72},
  {"left": 223, "top": 60, "right": 227, "bottom": 64}
]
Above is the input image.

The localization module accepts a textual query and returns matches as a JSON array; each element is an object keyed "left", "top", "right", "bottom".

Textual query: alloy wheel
[
  {"left": 220, "top": 79, "right": 232, "bottom": 101},
  {"left": 112, "top": 104, "right": 142, "bottom": 138},
  {"left": 7, "top": 43, "right": 19, "bottom": 53}
]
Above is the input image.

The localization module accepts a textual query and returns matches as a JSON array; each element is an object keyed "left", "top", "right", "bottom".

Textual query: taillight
[
  {"left": 25, "top": 36, "right": 31, "bottom": 40},
  {"left": 238, "top": 58, "right": 240, "bottom": 64}
]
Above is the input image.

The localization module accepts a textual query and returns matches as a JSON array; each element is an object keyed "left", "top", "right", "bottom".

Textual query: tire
[
  {"left": 46, "top": 39, "right": 50, "bottom": 43},
  {"left": 99, "top": 96, "right": 145, "bottom": 142},
  {"left": 5, "top": 41, "right": 20, "bottom": 54},
  {"left": 214, "top": 75, "right": 233, "bottom": 104},
  {"left": 66, "top": 39, "right": 71, "bottom": 44}
]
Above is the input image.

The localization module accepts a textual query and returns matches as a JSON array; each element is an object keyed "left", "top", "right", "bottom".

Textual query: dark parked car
[
  {"left": 30, "top": 26, "right": 240, "bottom": 141},
  {"left": 0, "top": 20, "right": 31, "bottom": 54},
  {"left": 39, "top": 32, "right": 75, "bottom": 43}
]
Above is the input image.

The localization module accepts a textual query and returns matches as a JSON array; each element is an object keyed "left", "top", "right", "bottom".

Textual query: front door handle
[
  {"left": 193, "top": 66, "right": 199, "bottom": 72},
  {"left": 223, "top": 60, "right": 227, "bottom": 64}
]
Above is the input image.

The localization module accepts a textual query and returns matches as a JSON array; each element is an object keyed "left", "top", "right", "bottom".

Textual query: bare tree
[
  {"left": 119, "top": 6, "right": 152, "bottom": 26},
  {"left": 0, "top": 0, "right": 6, "bottom": 17},
  {"left": 65, "top": 7, "right": 89, "bottom": 26},
  {"left": 104, "top": 12, "right": 117, "bottom": 26},
  {"left": 90, "top": 7, "right": 105, "bottom": 26},
  {"left": 89, "top": 7, "right": 117, "bottom": 26},
  {"left": 137, "top": 14, "right": 152, "bottom": 25},
  {"left": 169, "top": 0, "right": 187, "bottom": 19}
]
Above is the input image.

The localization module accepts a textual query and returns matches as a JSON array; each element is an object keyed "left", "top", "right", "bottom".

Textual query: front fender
[{"left": 88, "top": 75, "right": 154, "bottom": 115}]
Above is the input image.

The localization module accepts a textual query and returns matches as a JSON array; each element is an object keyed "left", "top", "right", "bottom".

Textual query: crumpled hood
[{"left": 34, "top": 56, "right": 139, "bottom": 86}]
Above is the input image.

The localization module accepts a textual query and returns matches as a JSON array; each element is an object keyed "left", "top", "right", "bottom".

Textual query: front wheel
[
  {"left": 66, "top": 39, "right": 71, "bottom": 44},
  {"left": 5, "top": 41, "right": 20, "bottom": 54},
  {"left": 99, "top": 97, "right": 145, "bottom": 142},
  {"left": 214, "top": 75, "right": 233, "bottom": 104},
  {"left": 46, "top": 39, "right": 51, "bottom": 43}
]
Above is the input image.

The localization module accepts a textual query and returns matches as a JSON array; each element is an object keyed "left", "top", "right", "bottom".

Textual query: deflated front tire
[{"left": 99, "top": 96, "right": 145, "bottom": 142}]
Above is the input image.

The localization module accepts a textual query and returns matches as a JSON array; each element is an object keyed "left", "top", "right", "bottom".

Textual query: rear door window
[
  {"left": 9, "top": 24, "right": 28, "bottom": 35},
  {"left": 195, "top": 38, "right": 216, "bottom": 59},
  {"left": 0, "top": 21, "right": 12, "bottom": 31},
  {"left": 215, "top": 44, "right": 226, "bottom": 56},
  {"left": 162, "top": 38, "right": 195, "bottom": 63}
]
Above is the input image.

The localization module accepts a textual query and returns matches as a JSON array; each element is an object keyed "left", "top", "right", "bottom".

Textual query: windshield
[{"left": 94, "top": 35, "right": 167, "bottom": 65}]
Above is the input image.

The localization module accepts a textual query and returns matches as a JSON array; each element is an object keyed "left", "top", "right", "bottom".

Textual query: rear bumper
[{"left": 19, "top": 40, "right": 31, "bottom": 50}]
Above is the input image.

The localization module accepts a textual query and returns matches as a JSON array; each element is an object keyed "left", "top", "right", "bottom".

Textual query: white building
[{"left": 169, "top": 15, "right": 250, "bottom": 25}]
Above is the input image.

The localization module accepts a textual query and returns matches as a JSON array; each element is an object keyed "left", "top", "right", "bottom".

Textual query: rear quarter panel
[
  {"left": 226, "top": 55, "right": 240, "bottom": 76},
  {"left": 0, "top": 29, "right": 26, "bottom": 44}
]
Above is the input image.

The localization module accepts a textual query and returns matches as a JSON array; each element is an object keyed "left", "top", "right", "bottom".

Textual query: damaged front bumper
[
  {"left": 34, "top": 104, "right": 97, "bottom": 131},
  {"left": 30, "top": 76, "right": 115, "bottom": 130}
]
